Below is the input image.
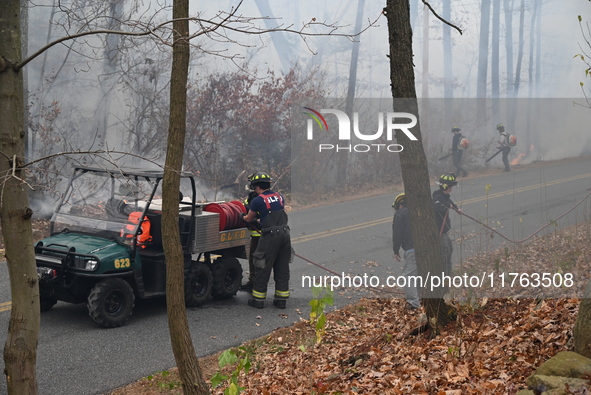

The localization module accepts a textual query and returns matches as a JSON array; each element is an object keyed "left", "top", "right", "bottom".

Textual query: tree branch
[
  {"left": 15, "top": 149, "right": 163, "bottom": 171},
  {"left": 16, "top": 28, "right": 156, "bottom": 71},
  {"left": 421, "top": 0, "right": 463, "bottom": 35},
  {"left": 15, "top": 2, "right": 382, "bottom": 71}
]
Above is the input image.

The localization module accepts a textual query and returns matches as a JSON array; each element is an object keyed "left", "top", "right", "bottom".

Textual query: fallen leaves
[
  {"left": 105, "top": 218, "right": 591, "bottom": 395},
  {"left": 213, "top": 297, "right": 579, "bottom": 394}
]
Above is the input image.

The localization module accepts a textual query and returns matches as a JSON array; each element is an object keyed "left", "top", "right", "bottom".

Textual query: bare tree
[
  {"left": 573, "top": 11, "right": 591, "bottom": 357},
  {"left": 422, "top": 4, "right": 430, "bottom": 99},
  {"left": 491, "top": 0, "right": 501, "bottom": 120},
  {"left": 477, "top": 0, "right": 491, "bottom": 122},
  {"left": 385, "top": 0, "right": 458, "bottom": 330},
  {"left": 442, "top": 0, "right": 453, "bottom": 126},
  {"left": 504, "top": 0, "right": 515, "bottom": 95},
  {"left": 514, "top": 0, "right": 526, "bottom": 97},
  {"left": 0, "top": 2, "right": 40, "bottom": 393},
  {"left": 504, "top": 0, "right": 516, "bottom": 126},
  {"left": 253, "top": 0, "right": 293, "bottom": 74},
  {"left": 162, "top": 0, "right": 210, "bottom": 392}
]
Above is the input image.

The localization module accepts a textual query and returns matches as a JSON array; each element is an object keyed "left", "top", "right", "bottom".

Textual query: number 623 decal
[{"left": 114, "top": 258, "right": 131, "bottom": 269}]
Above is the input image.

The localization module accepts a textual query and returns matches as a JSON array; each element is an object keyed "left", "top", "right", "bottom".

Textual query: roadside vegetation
[{"left": 103, "top": 219, "right": 591, "bottom": 394}]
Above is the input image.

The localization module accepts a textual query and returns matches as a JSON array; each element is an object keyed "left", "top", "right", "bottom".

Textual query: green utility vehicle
[{"left": 35, "top": 167, "right": 249, "bottom": 328}]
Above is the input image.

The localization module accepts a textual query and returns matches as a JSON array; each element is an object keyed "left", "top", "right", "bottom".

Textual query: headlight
[{"left": 85, "top": 259, "right": 99, "bottom": 271}]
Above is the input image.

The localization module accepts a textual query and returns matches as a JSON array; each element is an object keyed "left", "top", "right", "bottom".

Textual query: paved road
[{"left": 1, "top": 156, "right": 591, "bottom": 394}]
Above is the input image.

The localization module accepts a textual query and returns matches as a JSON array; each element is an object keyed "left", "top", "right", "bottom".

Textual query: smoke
[{"left": 24, "top": 0, "right": 591, "bottom": 186}]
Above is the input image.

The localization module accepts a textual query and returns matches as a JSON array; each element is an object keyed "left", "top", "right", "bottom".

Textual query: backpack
[
  {"left": 458, "top": 136, "right": 470, "bottom": 151},
  {"left": 506, "top": 133, "right": 517, "bottom": 147}
]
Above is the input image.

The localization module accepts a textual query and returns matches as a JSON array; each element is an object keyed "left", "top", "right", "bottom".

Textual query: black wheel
[
  {"left": 211, "top": 256, "right": 243, "bottom": 300},
  {"left": 184, "top": 262, "right": 213, "bottom": 307},
  {"left": 40, "top": 296, "right": 57, "bottom": 312},
  {"left": 87, "top": 278, "right": 135, "bottom": 328}
]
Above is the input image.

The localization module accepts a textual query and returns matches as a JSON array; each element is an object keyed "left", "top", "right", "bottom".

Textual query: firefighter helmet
[
  {"left": 392, "top": 193, "right": 407, "bottom": 210},
  {"left": 437, "top": 173, "right": 458, "bottom": 189},
  {"left": 451, "top": 127, "right": 461, "bottom": 133},
  {"left": 248, "top": 172, "right": 272, "bottom": 189},
  {"left": 496, "top": 123, "right": 505, "bottom": 131}
]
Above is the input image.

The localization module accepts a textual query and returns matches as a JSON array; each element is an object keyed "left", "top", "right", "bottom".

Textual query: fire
[{"left": 511, "top": 153, "right": 526, "bottom": 166}]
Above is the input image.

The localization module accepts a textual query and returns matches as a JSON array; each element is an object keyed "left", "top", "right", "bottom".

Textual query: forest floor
[{"left": 103, "top": 219, "right": 591, "bottom": 394}]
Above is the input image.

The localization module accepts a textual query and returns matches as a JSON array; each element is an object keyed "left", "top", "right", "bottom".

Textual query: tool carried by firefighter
[{"left": 485, "top": 148, "right": 503, "bottom": 163}]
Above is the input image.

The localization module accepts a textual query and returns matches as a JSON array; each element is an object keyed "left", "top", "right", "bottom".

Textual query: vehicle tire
[
  {"left": 184, "top": 262, "right": 213, "bottom": 307},
  {"left": 40, "top": 296, "right": 57, "bottom": 312},
  {"left": 87, "top": 278, "right": 135, "bottom": 328},
  {"left": 211, "top": 256, "right": 243, "bottom": 300}
]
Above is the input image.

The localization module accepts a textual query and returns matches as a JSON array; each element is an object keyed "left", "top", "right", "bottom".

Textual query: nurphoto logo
[{"left": 303, "top": 107, "right": 418, "bottom": 153}]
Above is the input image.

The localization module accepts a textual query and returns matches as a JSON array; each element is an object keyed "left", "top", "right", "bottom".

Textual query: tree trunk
[
  {"left": 1, "top": 2, "right": 41, "bottom": 394},
  {"left": 503, "top": 0, "right": 514, "bottom": 95},
  {"left": 254, "top": 0, "right": 292, "bottom": 74},
  {"left": 477, "top": 0, "right": 491, "bottom": 122},
  {"left": 514, "top": 0, "right": 525, "bottom": 98},
  {"left": 164, "top": 0, "right": 209, "bottom": 394},
  {"left": 574, "top": 280, "right": 591, "bottom": 358},
  {"left": 94, "top": 0, "right": 125, "bottom": 150},
  {"left": 524, "top": 0, "right": 537, "bottom": 153},
  {"left": 345, "top": 0, "right": 365, "bottom": 116},
  {"left": 504, "top": 0, "right": 515, "bottom": 126},
  {"left": 442, "top": 0, "right": 453, "bottom": 126},
  {"left": 338, "top": 0, "right": 366, "bottom": 185},
  {"left": 385, "top": 0, "right": 454, "bottom": 330},
  {"left": 491, "top": 0, "right": 500, "bottom": 120},
  {"left": 421, "top": 4, "right": 429, "bottom": 99}
]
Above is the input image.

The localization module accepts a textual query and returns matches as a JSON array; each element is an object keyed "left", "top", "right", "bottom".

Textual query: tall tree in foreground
[
  {"left": 573, "top": 11, "right": 591, "bottom": 359},
  {"left": 384, "top": 0, "right": 455, "bottom": 329},
  {"left": 0, "top": 1, "right": 41, "bottom": 394},
  {"left": 162, "top": 0, "right": 209, "bottom": 393},
  {"left": 574, "top": 280, "right": 591, "bottom": 358}
]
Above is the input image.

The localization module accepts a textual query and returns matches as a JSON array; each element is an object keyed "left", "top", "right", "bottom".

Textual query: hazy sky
[{"left": 195, "top": 0, "right": 590, "bottom": 99}]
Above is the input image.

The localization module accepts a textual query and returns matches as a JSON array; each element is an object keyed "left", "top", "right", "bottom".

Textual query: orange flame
[{"left": 511, "top": 153, "right": 526, "bottom": 166}]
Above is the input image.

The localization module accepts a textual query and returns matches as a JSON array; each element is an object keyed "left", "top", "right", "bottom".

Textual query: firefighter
[
  {"left": 239, "top": 189, "right": 262, "bottom": 292},
  {"left": 105, "top": 184, "right": 137, "bottom": 218},
  {"left": 122, "top": 212, "right": 152, "bottom": 248},
  {"left": 241, "top": 172, "right": 291, "bottom": 309},
  {"left": 451, "top": 127, "right": 468, "bottom": 177},
  {"left": 432, "top": 173, "right": 461, "bottom": 274},
  {"left": 392, "top": 193, "right": 420, "bottom": 310},
  {"left": 496, "top": 124, "right": 511, "bottom": 172}
]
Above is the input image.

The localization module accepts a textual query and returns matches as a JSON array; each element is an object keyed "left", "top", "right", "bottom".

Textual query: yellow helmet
[
  {"left": 437, "top": 173, "right": 458, "bottom": 190},
  {"left": 392, "top": 193, "right": 407, "bottom": 210},
  {"left": 248, "top": 172, "right": 273, "bottom": 189}
]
